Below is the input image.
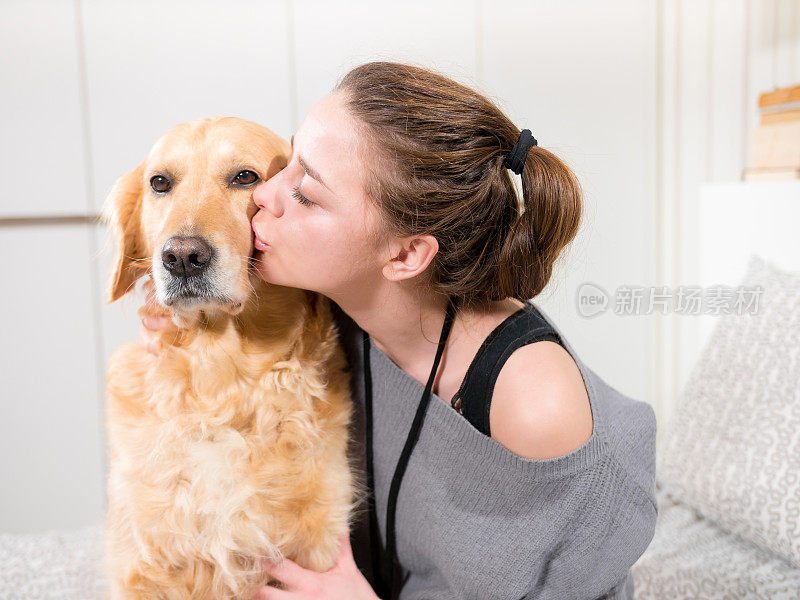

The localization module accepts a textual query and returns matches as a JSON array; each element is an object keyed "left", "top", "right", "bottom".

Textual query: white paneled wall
[
  {"left": 291, "top": 0, "right": 479, "bottom": 120},
  {"left": 0, "top": 0, "right": 89, "bottom": 217},
  {"left": 1, "top": 0, "right": 797, "bottom": 532}
]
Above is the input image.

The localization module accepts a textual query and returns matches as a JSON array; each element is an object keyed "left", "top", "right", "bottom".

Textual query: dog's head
[{"left": 101, "top": 117, "right": 289, "bottom": 323}]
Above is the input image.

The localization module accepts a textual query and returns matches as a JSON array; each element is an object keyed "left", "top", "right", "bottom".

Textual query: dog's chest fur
[{"left": 104, "top": 315, "right": 355, "bottom": 599}]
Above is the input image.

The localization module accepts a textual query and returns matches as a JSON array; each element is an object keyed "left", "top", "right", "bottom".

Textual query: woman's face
[{"left": 251, "top": 91, "right": 385, "bottom": 298}]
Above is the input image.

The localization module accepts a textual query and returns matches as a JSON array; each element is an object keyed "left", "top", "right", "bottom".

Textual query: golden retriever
[{"left": 100, "top": 117, "right": 361, "bottom": 600}]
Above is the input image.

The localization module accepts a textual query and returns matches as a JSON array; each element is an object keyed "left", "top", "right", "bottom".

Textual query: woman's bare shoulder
[{"left": 489, "top": 341, "right": 593, "bottom": 460}]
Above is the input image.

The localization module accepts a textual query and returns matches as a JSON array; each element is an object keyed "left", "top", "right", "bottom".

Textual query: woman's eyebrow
[{"left": 291, "top": 134, "right": 335, "bottom": 195}]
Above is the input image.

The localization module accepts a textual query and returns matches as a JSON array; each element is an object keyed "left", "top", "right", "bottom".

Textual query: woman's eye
[
  {"left": 150, "top": 175, "right": 171, "bottom": 193},
  {"left": 291, "top": 186, "right": 315, "bottom": 207},
  {"left": 233, "top": 170, "right": 259, "bottom": 185}
]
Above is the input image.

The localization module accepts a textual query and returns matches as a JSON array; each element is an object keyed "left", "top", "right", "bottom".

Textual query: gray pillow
[{"left": 656, "top": 253, "right": 800, "bottom": 567}]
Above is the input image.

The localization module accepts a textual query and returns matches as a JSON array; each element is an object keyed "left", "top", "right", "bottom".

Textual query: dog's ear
[{"left": 101, "top": 161, "right": 148, "bottom": 303}]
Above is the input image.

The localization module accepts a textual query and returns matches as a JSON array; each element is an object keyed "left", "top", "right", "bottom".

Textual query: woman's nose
[
  {"left": 253, "top": 180, "right": 270, "bottom": 210},
  {"left": 253, "top": 180, "right": 284, "bottom": 218}
]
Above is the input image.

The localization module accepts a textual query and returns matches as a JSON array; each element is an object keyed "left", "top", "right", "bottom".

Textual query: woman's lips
[{"left": 251, "top": 223, "right": 271, "bottom": 250}]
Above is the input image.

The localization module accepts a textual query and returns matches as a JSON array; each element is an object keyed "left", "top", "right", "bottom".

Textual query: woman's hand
[
  {"left": 252, "top": 534, "right": 380, "bottom": 600},
  {"left": 137, "top": 284, "right": 177, "bottom": 356}
]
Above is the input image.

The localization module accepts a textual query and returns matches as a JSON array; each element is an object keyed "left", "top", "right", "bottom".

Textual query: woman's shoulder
[
  {"left": 518, "top": 301, "right": 657, "bottom": 494},
  {"left": 528, "top": 300, "right": 657, "bottom": 440},
  {"left": 490, "top": 340, "right": 594, "bottom": 460}
]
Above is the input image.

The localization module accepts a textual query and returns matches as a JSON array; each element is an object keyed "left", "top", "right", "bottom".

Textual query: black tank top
[{"left": 446, "top": 301, "right": 565, "bottom": 437}]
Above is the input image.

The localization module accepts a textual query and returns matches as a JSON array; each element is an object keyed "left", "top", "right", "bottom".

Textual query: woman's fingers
[
  {"left": 262, "top": 558, "right": 308, "bottom": 589},
  {"left": 142, "top": 314, "right": 171, "bottom": 331},
  {"left": 138, "top": 306, "right": 174, "bottom": 355},
  {"left": 139, "top": 313, "right": 177, "bottom": 355}
]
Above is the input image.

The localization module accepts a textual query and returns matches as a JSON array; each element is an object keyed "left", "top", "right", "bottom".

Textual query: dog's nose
[{"left": 161, "top": 236, "right": 212, "bottom": 278}]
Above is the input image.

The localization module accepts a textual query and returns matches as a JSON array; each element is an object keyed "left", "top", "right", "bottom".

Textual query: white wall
[{"left": 0, "top": 0, "right": 797, "bottom": 533}]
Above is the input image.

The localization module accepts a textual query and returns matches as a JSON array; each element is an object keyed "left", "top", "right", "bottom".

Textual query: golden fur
[{"left": 100, "top": 117, "right": 362, "bottom": 600}]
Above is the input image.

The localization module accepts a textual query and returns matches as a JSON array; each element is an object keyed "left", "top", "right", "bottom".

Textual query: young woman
[{"left": 140, "top": 61, "right": 658, "bottom": 600}]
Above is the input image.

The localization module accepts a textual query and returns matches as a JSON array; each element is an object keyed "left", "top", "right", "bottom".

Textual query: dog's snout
[{"left": 162, "top": 236, "right": 212, "bottom": 278}]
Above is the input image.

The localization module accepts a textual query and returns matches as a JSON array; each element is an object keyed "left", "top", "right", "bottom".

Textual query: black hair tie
[{"left": 504, "top": 128, "right": 537, "bottom": 175}]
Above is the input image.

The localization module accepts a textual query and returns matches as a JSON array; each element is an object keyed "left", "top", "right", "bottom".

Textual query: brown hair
[{"left": 334, "top": 61, "right": 582, "bottom": 313}]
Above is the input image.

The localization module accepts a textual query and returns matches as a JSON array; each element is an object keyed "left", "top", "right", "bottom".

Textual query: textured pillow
[{"left": 657, "top": 253, "right": 800, "bottom": 568}]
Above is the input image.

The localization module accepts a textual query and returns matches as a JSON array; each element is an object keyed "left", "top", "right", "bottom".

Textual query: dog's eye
[
  {"left": 233, "top": 170, "right": 259, "bottom": 185},
  {"left": 150, "top": 175, "right": 171, "bottom": 193}
]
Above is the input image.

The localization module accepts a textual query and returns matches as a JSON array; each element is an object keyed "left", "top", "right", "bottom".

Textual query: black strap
[
  {"left": 363, "top": 296, "right": 459, "bottom": 600},
  {"left": 450, "top": 302, "right": 564, "bottom": 437}
]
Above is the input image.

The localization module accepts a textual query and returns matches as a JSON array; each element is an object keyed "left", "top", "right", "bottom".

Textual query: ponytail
[{"left": 497, "top": 143, "right": 582, "bottom": 300}]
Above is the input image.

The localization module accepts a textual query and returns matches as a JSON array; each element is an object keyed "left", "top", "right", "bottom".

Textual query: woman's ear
[{"left": 100, "top": 161, "right": 148, "bottom": 303}]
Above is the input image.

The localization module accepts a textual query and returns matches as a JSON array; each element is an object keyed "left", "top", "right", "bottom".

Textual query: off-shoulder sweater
[{"left": 331, "top": 299, "right": 658, "bottom": 600}]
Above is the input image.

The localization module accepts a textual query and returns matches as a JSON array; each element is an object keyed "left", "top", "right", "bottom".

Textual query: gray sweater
[{"left": 331, "top": 300, "right": 658, "bottom": 600}]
